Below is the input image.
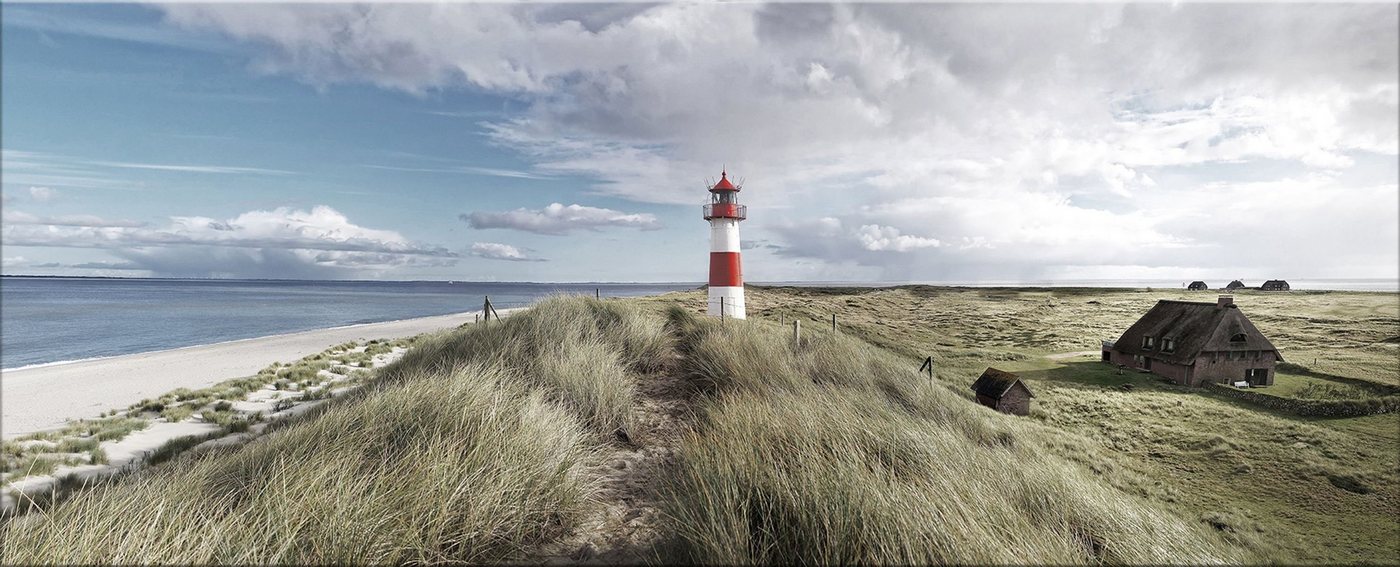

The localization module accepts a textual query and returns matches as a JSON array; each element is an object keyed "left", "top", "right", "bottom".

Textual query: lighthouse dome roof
[{"left": 711, "top": 170, "right": 737, "bottom": 191}]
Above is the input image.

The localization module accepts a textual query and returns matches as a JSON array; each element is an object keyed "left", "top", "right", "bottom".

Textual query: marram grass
[
  {"left": 0, "top": 296, "right": 665, "bottom": 564},
  {"left": 658, "top": 306, "right": 1249, "bottom": 564},
  {"left": 2, "top": 296, "right": 1254, "bottom": 564}
]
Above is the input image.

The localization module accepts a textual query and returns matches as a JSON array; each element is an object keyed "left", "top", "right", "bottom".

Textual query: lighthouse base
[{"left": 707, "top": 286, "right": 746, "bottom": 319}]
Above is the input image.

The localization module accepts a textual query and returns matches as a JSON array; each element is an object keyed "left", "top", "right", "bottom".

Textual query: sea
[
  {"left": 0, "top": 277, "right": 696, "bottom": 370},
  {"left": 2, "top": 276, "right": 1394, "bottom": 371}
]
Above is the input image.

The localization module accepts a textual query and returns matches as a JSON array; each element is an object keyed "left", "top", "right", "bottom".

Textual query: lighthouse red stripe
[{"left": 708, "top": 252, "right": 743, "bottom": 287}]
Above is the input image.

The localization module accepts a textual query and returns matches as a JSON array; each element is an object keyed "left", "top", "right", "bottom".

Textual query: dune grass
[
  {"left": 635, "top": 285, "right": 1398, "bottom": 564},
  {"left": 658, "top": 306, "right": 1248, "bottom": 564},
  {"left": 0, "top": 296, "right": 665, "bottom": 564}
]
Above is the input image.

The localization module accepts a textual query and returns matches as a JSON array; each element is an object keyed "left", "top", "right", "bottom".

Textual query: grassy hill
[{"left": 5, "top": 290, "right": 1389, "bottom": 563}]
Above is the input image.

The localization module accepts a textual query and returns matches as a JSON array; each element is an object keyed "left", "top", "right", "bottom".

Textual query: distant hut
[
  {"left": 971, "top": 368, "right": 1034, "bottom": 416},
  {"left": 1103, "top": 296, "right": 1282, "bottom": 387},
  {"left": 1225, "top": 280, "right": 1247, "bottom": 291},
  {"left": 1187, "top": 281, "right": 1209, "bottom": 291},
  {"left": 1260, "top": 279, "right": 1290, "bottom": 291}
]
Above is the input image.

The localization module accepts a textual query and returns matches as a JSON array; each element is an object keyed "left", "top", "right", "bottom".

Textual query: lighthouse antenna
[{"left": 736, "top": 176, "right": 746, "bottom": 189}]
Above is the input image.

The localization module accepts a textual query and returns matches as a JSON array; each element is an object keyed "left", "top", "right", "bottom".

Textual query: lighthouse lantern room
[{"left": 703, "top": 170, "right": 747, "bottom": 319}]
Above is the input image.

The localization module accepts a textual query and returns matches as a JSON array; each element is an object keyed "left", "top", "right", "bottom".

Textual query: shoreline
[
  {"left": 2, "top": 312, "right": 481, "bottom": 373},
  {"left": 1, "top": 309, "right": 512, "bottom": 439}
]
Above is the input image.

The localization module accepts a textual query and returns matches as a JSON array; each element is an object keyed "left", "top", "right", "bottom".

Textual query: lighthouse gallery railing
[{"left": 703, "top": 203, "right": 747, "bottom": 220}]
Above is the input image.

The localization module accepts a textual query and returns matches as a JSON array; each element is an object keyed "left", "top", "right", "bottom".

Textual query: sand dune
[{"left": 2, "top": 310, "right": 502, "bottom": 438}]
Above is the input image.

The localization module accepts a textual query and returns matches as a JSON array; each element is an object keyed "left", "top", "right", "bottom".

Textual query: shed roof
[
  {"left": 971, "top": 367, "right": 1032, "bottom": 399},
  {"left": 1112, "top": 300, "right": 1281, "bottom": 365}
]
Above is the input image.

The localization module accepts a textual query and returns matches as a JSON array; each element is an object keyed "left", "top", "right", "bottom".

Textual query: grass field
[
  {"left": 2, "top": 289, "right": 1395, "bottom": 564},
  {"left": 635, "top": 285, "right": 1399, "bottom": 564}
]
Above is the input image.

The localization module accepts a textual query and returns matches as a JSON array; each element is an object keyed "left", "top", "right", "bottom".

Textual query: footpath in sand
[
  {"left": 2, "top": 311, "right": 496, "bottom": 438},
  {"left": 533, "top": 338, "right": 697, "bottom": 564}
]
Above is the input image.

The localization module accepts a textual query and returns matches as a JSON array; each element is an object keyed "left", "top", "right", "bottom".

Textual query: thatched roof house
[
  {"left": 1260, "top": 279, "right": 1290, "bottom": 291},
  {"left": 971, "top": 368, "right": 1033, "bottom": 415},
  {"left": 1103, "top": 296, "right": 1282, "bottom": 386},
  {"left": 1225, "top": 280, "right": 1247, "bottom": 291},
  {"left": 1188, "top": 281, "right": 1209, "bottom": 291}
]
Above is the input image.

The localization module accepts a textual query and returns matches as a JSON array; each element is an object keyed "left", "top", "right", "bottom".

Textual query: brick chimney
[{"left": 1218, "top": 296, "right": 1234, "bottom": 308}]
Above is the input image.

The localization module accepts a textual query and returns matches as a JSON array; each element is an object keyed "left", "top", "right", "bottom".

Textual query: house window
[
  {"left": 1230, "top": 333, "right": 1247, "bottom": 343},
  {"left": 1161, "top": 337, "right": 1176, "bottom": 353},
  {"left": 1142, "top": 336, "right": 1155, "bottom": 349}
]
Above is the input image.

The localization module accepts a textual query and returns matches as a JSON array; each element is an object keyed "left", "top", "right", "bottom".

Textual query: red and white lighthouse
[{"left": 703, "top": 170, "right": 747, "bottom": 319}]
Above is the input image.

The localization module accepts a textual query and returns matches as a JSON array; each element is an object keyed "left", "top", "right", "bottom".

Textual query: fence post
[
  {"left": 832, "top": 313, "right": 837, "bottom": 332},
  {"left": 596, "top": 288, "right": 600, "bottom": 300},
  {"left": 720, "top": 296, "right": 726, "bottom": 322},
  {"left": 483, "top": 296, "right": 491, "bottom": 325},
  {"left": 793, "top": 319, "right": 800, "bottom": 344}
]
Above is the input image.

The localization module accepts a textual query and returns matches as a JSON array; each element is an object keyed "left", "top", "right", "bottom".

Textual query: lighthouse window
[{"left": 713, "top": 192, "right": 736, "bottom": 204}]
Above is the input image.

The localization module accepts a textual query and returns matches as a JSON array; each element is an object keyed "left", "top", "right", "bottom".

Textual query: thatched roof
[
  {"left": 1112, "top": 300, "right": 1281, "bottom": 365},
  {"left": 1188, "top": 281, "right": 1208, "bottom": 290},
  {"left": 971, "top": 367, "right": 1032, "bottom": 399},
  {"left": 1225, "top": 280, "right": 1247, "bottom": 290}
]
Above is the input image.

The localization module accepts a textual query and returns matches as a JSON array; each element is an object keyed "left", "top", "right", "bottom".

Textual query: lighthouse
[{"left": 703, "top": 170, "right": 747, "bottom": 319}]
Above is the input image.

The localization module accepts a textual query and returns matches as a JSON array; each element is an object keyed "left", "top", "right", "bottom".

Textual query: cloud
[
  {"left": 3, "top": 210, "right": 147, "bottom": 227},
  {"left": 89, "top": 161, "right": 292, "bottom": 175},
  {"left": 460, "top": 203, "right": 661, "bottom": 235},
  {"left": 66, "top": 261, "right": 144, "bottom": 270},
  {"left": 28, "top": 187, "right": 56, "bottom": 202},
  {"left": 469, "top": 242, "right": 545, "bottom": 262},
  {"left": 1, "top": 256, "right": 26, "bottom": 268},
  {"left": 159, "top": 3, "right": 1398, "bottom": 280},
  {"left": 3, "top": 205, "right": 460, "bottom": 278},
  {"left": 854, "top": 224, "right": 942, "bottom": 252},
  {"left": 362, "top": 164, "right": 552, "bottom": 179}
]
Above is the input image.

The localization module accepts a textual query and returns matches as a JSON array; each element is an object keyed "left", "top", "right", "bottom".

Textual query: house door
[
  {"left": 1245, "top": 368, "right": 1268, "bottom": 386},
  {"left": 1144, "top": 358, "right": 1152, "bottom": 370}
]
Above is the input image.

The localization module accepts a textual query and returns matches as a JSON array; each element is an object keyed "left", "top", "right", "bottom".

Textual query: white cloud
[
  {"left": 3, "top": 210, "right": 146, "bottom": 227},
  {"left": 28, "top": 187, "right": 55, "bottom": 202},
  {"left": 1, "top": 256, "right": 26, "bottom": 268},
  {"left": 461, "top": 202, "right": 661, "bottom": 235},
  {"left": 2, "top": 205, "right": 459, "bottom": 278},
  {"left": 854, "top": 224, "right": 941, "bottom": 252},
  {"left": 469, "top": 242, "right": 544, "bottom": 262},
  {"left": 160, "top": 3, "right": 1398, "bottom": 280},
  {"left": 89, "top": 161, "right": 292, "bottom": 175}
]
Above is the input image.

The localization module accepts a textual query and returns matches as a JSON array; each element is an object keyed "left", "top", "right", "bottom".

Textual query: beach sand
[{"left": 2, "top": 310, "right": 496, "bottom": 438}]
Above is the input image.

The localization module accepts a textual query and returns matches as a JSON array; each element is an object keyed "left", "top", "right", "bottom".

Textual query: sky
[{"left": 1, "top": 2, "right": 1396, "bottom": 283}]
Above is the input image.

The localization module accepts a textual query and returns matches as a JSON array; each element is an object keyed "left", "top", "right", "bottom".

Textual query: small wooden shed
[
  {"left": 1188, "top": 281, "right": 1209, "bottom": 291},
  {"left": 971, "top": 368, "right": 1034, "bottom": 416}
]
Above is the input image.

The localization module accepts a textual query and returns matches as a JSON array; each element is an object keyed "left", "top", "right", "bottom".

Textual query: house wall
[
  {"left": 1105, "top": 349, "right": 1194, "bottom": 386},
  {"left": 995, "top": 384, "right": 1032, "bottom": 416},
  {"left": 1194, "top": 351, "right": 1278, "bottom": 386}
]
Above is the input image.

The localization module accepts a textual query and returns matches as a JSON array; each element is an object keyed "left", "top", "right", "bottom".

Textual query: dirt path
[
  {"left": 532, "top": 353, "right": 695, "bottom": 565},
  {"left": 1045, "top": 350, "right": 1101, "bottom": 360}
]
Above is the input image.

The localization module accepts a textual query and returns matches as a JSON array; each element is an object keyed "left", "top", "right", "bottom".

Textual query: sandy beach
[{"left": 2, "top": 310, "right": 497, "bottom": 438}]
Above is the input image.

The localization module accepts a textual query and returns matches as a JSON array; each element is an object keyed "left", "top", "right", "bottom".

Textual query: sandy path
[{"left": 2, "top": 310, "right": 505, "bottom": 438}]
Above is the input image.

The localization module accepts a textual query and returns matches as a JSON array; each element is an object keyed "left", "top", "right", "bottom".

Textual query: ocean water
[{"left": 0, "top": 277, "right": 695, "bottom": 370}]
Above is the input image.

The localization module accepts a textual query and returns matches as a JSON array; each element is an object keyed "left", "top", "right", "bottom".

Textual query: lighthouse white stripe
[
  {"left": 707, "top": 285, "right": 746, "bottom": 319},
  {"left": 710, "top": 219, "right": 741, "bottom": 252}
]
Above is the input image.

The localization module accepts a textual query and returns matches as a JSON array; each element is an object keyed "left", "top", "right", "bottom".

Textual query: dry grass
[
  {"left": 636, "top": 285, "right": 1399, "bottom": 564},
  {"left": 0, "top": 296, "right": 664, "bottom": 564},
  {"left": 659, "top": 307, "right": 1248, "bottom": 564}
]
